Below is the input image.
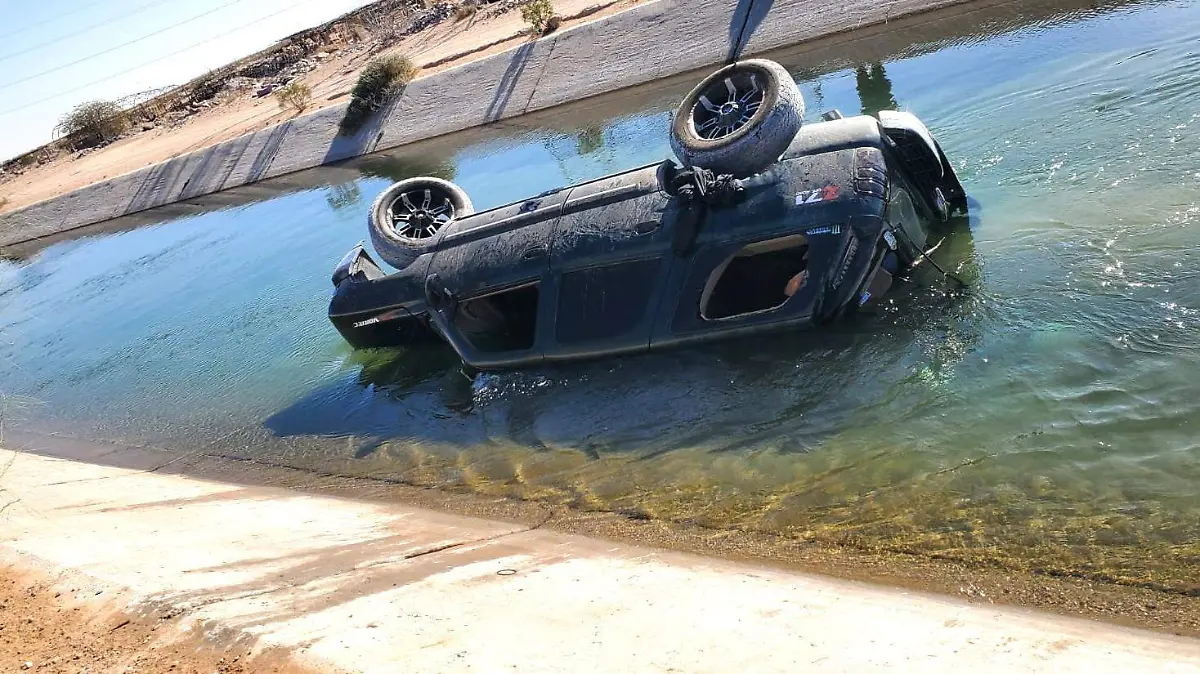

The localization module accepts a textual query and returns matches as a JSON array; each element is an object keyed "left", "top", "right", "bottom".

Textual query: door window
[
  {"left": 700, "top": 235, "right": 810, "bottom": 321},
  {"left": 453, "top": 283, "right": 540, "bottom": 353}
]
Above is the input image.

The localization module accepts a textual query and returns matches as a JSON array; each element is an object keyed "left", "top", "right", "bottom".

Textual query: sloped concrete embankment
[
  {"left": 3, "top": 449, "right": 1200, "bottom": 673},
  {"left": 0, "top": 0, "right": 979, "bottom": 248}
]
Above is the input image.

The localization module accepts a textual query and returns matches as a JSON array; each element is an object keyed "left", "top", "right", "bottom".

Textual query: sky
[{"left": 0, "top": 0, "right": 377, "bottom": 161}]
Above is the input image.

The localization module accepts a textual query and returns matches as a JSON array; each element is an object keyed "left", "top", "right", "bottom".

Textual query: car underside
[{"left": 327, "top": 59, "right": 968, "bottom": 371}]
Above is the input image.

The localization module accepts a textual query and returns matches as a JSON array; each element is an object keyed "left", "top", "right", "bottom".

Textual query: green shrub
[
  {"left": 340, "top": 54, "right": 417, "bottom": 135},
  {"left": 55, "top": 100, "right": 129, "bottom": 149},
  {"left": 274, "top": 81, "right": 312, "bottom": 113},
  {"left": 521, "top": 0, "right": 555, "bottom": 34}
]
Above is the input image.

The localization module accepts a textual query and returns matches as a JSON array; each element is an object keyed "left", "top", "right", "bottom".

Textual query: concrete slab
[
  {"left": 520, "top": 0, "right": 746, "bottom": 113},
  {"left": 376, "top": 38, "right": 555, "bottom": 148},
  {"left": 1, "top": 449, "right": 1198, "bottom": 673},
  {"left": 258, "top": 106, "right": 353, "bottom": 180},
  {"left": 737, "top": 0, "right": 970, "bottom": 55}
]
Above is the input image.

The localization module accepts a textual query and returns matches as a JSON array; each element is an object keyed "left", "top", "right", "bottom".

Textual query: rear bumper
[{"left": 328, "top": 247, "right": 441, "bottom": 349}]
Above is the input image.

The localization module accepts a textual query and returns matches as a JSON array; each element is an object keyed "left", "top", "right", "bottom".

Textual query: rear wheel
[
  {"left": 670, "top": 59, "right": 804, "bottom": 178},
  {"left": 368, "top": 177, "right": 473, "bottom": 269}
]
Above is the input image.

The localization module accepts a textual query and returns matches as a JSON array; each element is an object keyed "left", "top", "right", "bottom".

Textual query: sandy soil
[
  {"left": 0, "top": 0, "right": 645, "bottom": 215},
  {"left": 0, "top": 566, "right": 318, "bottom": 674}
]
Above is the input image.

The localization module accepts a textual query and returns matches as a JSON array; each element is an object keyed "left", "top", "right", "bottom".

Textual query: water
[{"left": 2, "top": 0, "right": 1199, "bottom": 591}]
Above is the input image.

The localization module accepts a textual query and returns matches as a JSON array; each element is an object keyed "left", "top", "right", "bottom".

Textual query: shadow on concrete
[
  {"left": 125, "top": 157, "right": 192, "bottom": 215},
  {"left": 178, "top": 132, "right": 259, "bottom": 200},
  {"left": 245, "top": 119, "right": 295, "bottom": 184},
  {"left": 728, "top": 0, "right": 775, "bottom": 63},
  {"left": 123, "top": 117, "right": 301, "bottom": 218},
  {"left": 486, "top": 42, "right": 536, "bottom": 122},
  {"left": 323, "top": 95, "right": 404, "bottom": 166}
]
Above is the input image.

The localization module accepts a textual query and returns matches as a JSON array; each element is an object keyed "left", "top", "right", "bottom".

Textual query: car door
[
  {"left": 651, "top": 158, "right": 854, "bottom": 350},
  {"left": 424, "top": 190, "right": 568, "bottom": 369},
  {"left": 546, "top": 165, "right": 677, "bottom": 361}
]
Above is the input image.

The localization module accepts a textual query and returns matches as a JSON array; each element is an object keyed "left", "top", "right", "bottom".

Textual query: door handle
[
  {"left": 633, "top": 221, "right": 661, "bottom": 236},
  {"left": 523, "top": 245, "right": 549, "bottom": 260},
  {"left": 424, "top": 273, "right": 457, "bottom": 312}
]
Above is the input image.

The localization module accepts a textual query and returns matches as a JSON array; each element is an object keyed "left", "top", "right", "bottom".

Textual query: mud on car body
[{"left": 328, "top": 59, "right": 968, "bottom": 370}]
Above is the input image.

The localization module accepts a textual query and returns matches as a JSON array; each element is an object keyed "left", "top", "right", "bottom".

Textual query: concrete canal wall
[
  {"left": 4, "top": 448, "right": 1200, "bottom": 672},
  {"left": 0, "top": 0, "right": 978, "bottom": 248}
]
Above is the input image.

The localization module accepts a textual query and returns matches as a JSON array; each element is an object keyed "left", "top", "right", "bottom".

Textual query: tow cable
[{"left": 892, "top": 224, "right": 969, "bottom": 290}]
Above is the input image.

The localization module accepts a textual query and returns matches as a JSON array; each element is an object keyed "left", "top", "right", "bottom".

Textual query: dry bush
[
  {"left": 455, "top": 1, "right": 479, "bottom": 21},
  {"left": 521, "top": 0, "right": 555, "bottom": 34},
  {"left": 543, "top": 14, "right": 562, "bottom": 34},
  {"left": 274, "top": 81, "right": 313, "bottom": 113},
  {"left": 339, "top": 54, "right": 417, "bottom": 135},
  {"left": 54, "top": 101, "right": 129, "bottom": 150}
]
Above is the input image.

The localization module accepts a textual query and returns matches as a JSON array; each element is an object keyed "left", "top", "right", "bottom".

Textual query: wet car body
[{"left": 329, "top": 113, "right": 968, "bottom": 370}]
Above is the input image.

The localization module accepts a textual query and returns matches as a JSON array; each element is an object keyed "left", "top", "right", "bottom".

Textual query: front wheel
[
  {"left": 670, "top": 59, "right": 804, "bottom": 178},
  {"left": 368, "top": 177, "right": 474, "bottom": 270}
]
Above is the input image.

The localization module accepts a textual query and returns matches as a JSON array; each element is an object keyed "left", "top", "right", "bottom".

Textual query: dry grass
[
  {"left": 455, "top": 2, "right": 479, "bottom": 21},
  {"left": 274, "top": 81, "right": 313, "bottom": 113}
]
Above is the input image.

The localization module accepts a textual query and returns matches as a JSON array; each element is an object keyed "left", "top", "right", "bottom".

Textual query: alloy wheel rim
[
  {"left": 389, "top": 188, "right": 456, "bottom": 240},
  {"left": 691, "top": 71, "right": 766, "bottom": 140}
]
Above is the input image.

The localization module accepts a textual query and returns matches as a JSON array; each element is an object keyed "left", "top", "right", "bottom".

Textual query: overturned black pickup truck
[{"left": 328, "top": 59, "right": 968, "bottom": 370}]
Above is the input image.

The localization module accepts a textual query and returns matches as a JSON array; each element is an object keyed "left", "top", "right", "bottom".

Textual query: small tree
[
  {"left": 274, "top": 81, "right": 312, "bottom": 113},
  {"left": 340, "top": 54, "right": 417, "bottom": 135},
  {"left": 521, "top": 0, "right": 555, "bottom": 34},
  {"left": 55, "top": 100, "right": 129, "bottom": 149}
]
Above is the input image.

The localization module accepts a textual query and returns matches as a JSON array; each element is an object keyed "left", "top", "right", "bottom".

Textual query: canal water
[{"left": 2, "top": 0, "right": 1198, "bottom": 590}]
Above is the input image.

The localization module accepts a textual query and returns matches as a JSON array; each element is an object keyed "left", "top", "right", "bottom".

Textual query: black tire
[
  {"left": 368, "top": 177, "right": 474, "bottom": 269},
  {"left": 670, "top": 59, "right": 804, "bottom": 178}
]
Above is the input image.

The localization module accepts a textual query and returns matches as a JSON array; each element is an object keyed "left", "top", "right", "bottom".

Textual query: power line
[
  {"left": 0, "top": 0, "right": 326, "bottom": 118},
  {"left": 0, "top": 0, "right": 253, "bottom": 90},
  {"left": 0, "top": 0, "right": 179, "bottom": 64},
  {"left": 0, "top": 0, "right": 112, "bottom": 40}
]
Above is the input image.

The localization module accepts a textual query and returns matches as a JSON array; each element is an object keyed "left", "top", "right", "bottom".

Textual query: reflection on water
[
  {"left": 2, "top": 0, "right": 1200, "bottom": 592},
  {"left": 855, "top": 63, "right": 900, "bottom": 116}
]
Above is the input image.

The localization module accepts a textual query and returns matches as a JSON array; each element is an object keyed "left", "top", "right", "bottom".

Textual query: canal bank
[
  {"left": 0, "top": 0, "right": 985, "bottom": 248},
  {"left": 3, "top": 448, "right": 1200, "bottom": 673},
  {"left": 2, "top": 0, "right": 1199, "bottom": 645},
  {"left": 8, "top": 429, "right": 1200, "bottom": 638}
]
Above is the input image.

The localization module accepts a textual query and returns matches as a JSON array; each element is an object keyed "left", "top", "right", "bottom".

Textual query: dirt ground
[
  {"left": 0, "top": 0, "right": 644, "bottom": 216},
  {"left": 0, "top": 565, "right": 318, "bottom": 674}
]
